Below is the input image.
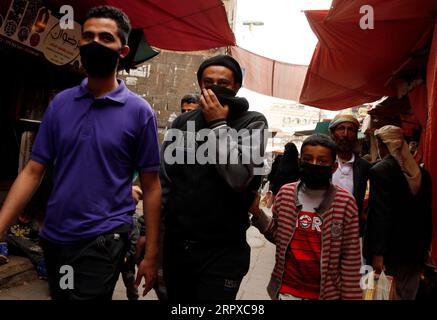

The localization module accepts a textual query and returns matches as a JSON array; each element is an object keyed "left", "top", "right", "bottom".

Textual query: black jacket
[
  {"left": 352, "top": 155, "right": 372, "bottom": 236},
  {"left": 363, "top": 155, "right": 432, "bottom": 267},
  {"left": 161, "top": 108, "right": 268, "bottom": 243}
]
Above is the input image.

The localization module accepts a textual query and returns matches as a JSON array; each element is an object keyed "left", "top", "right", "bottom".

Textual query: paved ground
[
  {"left": 237, "top": 226, "right": 276, "bottom": 300},
  {"left": 0, "top": 225, "right": 275, "bottom": 300}
]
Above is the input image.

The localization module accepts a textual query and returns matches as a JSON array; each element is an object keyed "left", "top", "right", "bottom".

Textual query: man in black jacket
[
  {"left": 364, "top": 125, "right": 432, "bottom": 299},
  {"left": 160, "top": 55, "right": 268, "bottom": 300},
  {"left": 329, "top": 114, "right": 371, "bottom": 236}
]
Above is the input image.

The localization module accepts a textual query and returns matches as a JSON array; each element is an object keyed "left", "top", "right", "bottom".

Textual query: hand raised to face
[{"left": 200, "top": 88, "right": 229, "bottom": 123}]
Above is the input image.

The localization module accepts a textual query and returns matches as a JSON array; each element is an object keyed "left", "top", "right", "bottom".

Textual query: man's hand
[
  {"left": 135, "top": 255, "right": 158, "bottom": 296},
  {"left": 131, "top": 186, "right": 143, "bottom": 205},
  {"left": 200, "top": 88, "right": 229, "bottom": 123},
  {"left": 372, "top": 255, "right": 384, "bottom": 274},
  {"left": 137, "top": 171, "right": 161, "bottom": 296},
  {"left": 249, "top": 192, "right": 262, "bottom": 220}
]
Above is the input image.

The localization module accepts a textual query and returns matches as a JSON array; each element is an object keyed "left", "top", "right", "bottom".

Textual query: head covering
[
  {"left": 197, "top": 55, "right": 243, "bottom": 87},
  {"left": 374, "top": 125, "right": 422, "bottom": 195},
  {"left": 270, "top": 142, "right": 299, "bottom": 194},
  {"left": 284, "top": 142, "right": 298, "bottom": 156},
  {"left": 279, "top": 142, "right": 299, "bottom": 173},
  {"left": 329, "top": 114, "right": 360, "bottom": 131}
]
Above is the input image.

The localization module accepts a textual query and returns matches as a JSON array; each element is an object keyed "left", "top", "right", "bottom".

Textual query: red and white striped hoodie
[{"left": 253, "top": 181, "right": 363, "bottom": 300}]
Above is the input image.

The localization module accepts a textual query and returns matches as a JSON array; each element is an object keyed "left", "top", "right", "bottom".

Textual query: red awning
[
  {"left": 45, "top": 0, "right": 236, "bottom": 51},
  {"left": 424, "top": 19, "right": 437, "bottom": 266},
  {"left": 299, "top": 0, "right": 437, "bottom": 264},
  {"left": 299, "top": 0, "right": 437, "bottom": 110},
  {"left": 230, "top": 46, "right": 308, "bottom": 102}
]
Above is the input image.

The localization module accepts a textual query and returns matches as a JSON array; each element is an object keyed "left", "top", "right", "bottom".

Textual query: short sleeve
[
  {"left": 31, "top": 103, "right": 56, "bottom": 165},
  {"left": 136, "top": 112, "right": 160, "bottom": 173}
]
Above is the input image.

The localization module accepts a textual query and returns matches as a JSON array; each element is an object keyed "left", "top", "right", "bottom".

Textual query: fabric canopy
[
  {"left": 299, "top": 0, "right": 437, "bottom": 110},
  {"left": 230, "top": 46, "right": 308, "bottom": 102},
  {"left": 424, "top": 19, "right": 437, "bottom": 266},
  {"left": 46, "top": 0, "right": 236, "bottom": 51},
  {"left": 299, "top": 0, "right": 437, "bottom": 264}
]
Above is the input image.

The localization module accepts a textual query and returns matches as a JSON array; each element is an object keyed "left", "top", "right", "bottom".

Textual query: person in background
[
  {"left": 180, "top": 94, "right": 200, "bottom": 113},
  {"left": 120, "top": 185, "right": 143, "bottom": 300},
  {"left": 364, "top": 125, "right": 432, "bottom": 300},
  {"left": 250, "top": 134, "right": 362, "bottom": 300},
  {"left": 5, "top": 211, "right": 48, "bottom": 280},
  {"left": 329, "top": 114, "right": 371, "bottom": 237},
  {"left": 165, "top": 94, "right": 201, "bottom": 130},
  {"left": 0, "top": 240, "right": 8, "bottom": 265},
  {"left": 268, "top": 142, "right": 300, "bottom": 196}
]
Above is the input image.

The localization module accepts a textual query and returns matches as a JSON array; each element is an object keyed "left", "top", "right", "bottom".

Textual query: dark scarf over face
[
  {"left": 206, "top": 85, "right": 249, "bottom": 120},
  {"left": 80, "top": 41, "right": 121, "bottom": 78}
]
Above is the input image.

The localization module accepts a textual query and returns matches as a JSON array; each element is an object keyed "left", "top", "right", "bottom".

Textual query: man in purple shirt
[{"left": 0, "top": 6, "right": 161, "bottom": 300}]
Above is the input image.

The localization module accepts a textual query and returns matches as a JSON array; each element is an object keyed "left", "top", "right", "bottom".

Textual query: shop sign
[{"left": 0, "top": 0, "right": 81, "bottom": 68}]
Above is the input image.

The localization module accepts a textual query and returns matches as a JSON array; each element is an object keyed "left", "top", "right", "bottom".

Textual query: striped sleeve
[
  {"left": 340, "top": 196, "right": 363, "bottom": 300},
  {"left": 267, "top": 184, "right": 296, "bottom": 242},
  {"left": 262, "top": 187, "right": 285, "bottom": 243},
  {"left": 252, "top": 185, "right": 289, "bottom": 243}
]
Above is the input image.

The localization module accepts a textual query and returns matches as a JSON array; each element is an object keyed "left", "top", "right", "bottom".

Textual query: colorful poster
[
  {"left": 0, "top": 0, "right": 81, "bottom": 67},
  {"left": 41, "top": 20, "right": 81, "bottom": 66}
]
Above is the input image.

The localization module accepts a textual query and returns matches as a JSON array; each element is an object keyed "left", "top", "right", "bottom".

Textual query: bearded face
[{"left": 331, "top": 122, "right": 358, "bottom": 153}]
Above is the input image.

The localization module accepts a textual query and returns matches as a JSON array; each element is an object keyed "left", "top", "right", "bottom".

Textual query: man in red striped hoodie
[{"left": 250, "top": 134, "right": 362, "bottom": 300}]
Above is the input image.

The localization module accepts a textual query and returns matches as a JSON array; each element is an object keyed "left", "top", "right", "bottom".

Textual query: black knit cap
[{"left": 197, "top": 55, "right": 243, "bottom": 86}]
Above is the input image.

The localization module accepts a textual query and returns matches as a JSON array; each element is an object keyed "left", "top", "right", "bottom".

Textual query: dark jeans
[
  {"left": 120, "top": 255, "right": 139, "bottom": 300},
  {"left": 163, "top": 237, "right": 250, "bottom": 301},
  {"left": 41, "top": 232, "right": 128, "bottom": 300}
]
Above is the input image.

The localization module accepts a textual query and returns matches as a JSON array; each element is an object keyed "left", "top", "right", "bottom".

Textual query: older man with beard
[{"left": 329, "top": 114, "right": 371, "bottom": 237}]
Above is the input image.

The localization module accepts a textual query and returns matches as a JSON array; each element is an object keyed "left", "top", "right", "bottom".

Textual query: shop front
[{"left": 0, "top": 0, "right": 84, "bottom": 208}]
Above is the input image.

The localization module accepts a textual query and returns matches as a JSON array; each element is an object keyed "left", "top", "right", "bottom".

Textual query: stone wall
[{"left": 118, "top": 48, "right": 226, "bottom": 142}]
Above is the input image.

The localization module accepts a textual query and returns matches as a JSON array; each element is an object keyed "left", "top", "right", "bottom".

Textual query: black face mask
[
  {"left": 80, "top": 41, "right": 120, "bottom": 78},
  {"left": 299, "top": 162, "right": 333, "bottom": 189}
]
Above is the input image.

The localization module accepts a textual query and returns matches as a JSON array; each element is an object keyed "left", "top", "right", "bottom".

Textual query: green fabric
[{"left": 315, "top": 121, "right": 330, "bottom": 135}]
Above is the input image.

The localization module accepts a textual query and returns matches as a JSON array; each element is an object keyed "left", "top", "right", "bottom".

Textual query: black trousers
[
  {"left": 163, "top": 237, "right": 250, "bottom": 301},
  {"left": 41, "top": 232, "right": 128, "bottom": 300}
]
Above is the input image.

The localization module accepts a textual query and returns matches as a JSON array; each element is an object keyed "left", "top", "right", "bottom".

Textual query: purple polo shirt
[{"left": 31, "top": 79, "right": 160, "bottom": 244}]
